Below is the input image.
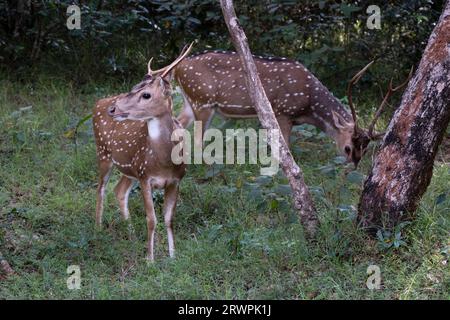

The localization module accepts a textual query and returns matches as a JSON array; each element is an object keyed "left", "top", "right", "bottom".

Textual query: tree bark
[
  {"left": 220, "top": 0, "right": 318, "bottom": 238},
  {"left": 358, "top": 1, "right": 450, "bottom": 233}
]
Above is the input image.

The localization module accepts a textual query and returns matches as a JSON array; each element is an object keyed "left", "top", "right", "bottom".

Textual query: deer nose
[
  {"left": 353, "top": 158, "right": 360, "bottom": 169},
  {"left": 107, "top": 105, "right": 116, "bottom": 116}
]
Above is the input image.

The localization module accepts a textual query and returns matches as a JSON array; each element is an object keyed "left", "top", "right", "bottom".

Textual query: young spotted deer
[
  {"left": 93, "top": 45, "right": 192, "bottom": 261},
  {"left": 150, "top": 51, "right": 411, "bottom": 167}
]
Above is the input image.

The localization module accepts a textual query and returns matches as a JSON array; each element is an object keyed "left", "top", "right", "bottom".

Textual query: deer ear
[
  {"left": 158, "top": 77, "right": 172, "bottom": 97},
  {"left": 161, "top": 70, "right": 174, "bottom": 83},
  {"left": 332, "top": 111, "right": 349, "bottom": 130}
]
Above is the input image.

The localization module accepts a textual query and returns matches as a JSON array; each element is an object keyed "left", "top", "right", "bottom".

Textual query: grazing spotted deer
[
  {"left": 149, "top": 51, "right": 411, "bottom": 167},
  {"left": 93, "top": 45, "right": 192, "bottom": 261}
]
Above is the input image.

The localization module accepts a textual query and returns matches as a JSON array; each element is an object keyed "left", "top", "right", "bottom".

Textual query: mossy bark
[{"left": 358, "top": 1, "right": 450, "bottom": 233}]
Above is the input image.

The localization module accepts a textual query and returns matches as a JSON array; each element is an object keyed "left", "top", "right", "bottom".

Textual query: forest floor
[{"left": 0, "top": 78, "right": 448, "bottom": 299}]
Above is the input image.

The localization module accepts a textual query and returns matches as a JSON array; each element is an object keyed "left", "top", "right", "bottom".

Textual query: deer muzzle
[{"left": 107, "top": 105, "right": 129, "bottom": 119}]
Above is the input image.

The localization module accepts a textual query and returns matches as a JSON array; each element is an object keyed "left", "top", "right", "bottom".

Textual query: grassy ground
[{"left": 0, "top": 77, "right": 448, "bottom": 299}]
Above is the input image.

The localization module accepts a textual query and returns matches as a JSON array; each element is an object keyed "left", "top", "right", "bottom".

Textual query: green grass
[{"left": 0, "top": 77, "right": 448, "bottom": 299}]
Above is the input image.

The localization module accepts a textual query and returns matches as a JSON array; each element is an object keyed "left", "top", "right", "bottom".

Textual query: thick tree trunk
[
  {"left": 358, "top": 1, "right": 450, "bottom": 233},
  {"left": 220, "top": 0, "right": 318, "bottom": 238}
]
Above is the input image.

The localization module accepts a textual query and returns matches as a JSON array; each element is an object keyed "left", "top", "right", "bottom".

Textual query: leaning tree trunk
[
  {"left": 220, "top": 0, "right": 318, "bottom": 238},
  {"left": 358, "top": 1, "right": 450, "bottom": 233}
]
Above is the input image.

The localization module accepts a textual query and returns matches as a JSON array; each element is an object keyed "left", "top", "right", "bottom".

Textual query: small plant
[{"left": 376, "top": 222, "right": 411, "bottom": 250}]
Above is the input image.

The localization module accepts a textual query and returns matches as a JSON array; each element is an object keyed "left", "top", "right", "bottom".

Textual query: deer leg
[
  {"left": 177, "top": 96, "right": 196, "bottom": 128},
  {"left": 162, "top": 182, "right": 180, "bottom": 258},
  {"left": 189, "top": 107, "right": 215, "bottom": 154},
  {"left": 114, "top": 175, "right": 136, "bottom": 239},
  {"left": 141, "top": 179, "right": 157, "bottom": 262},
  {"left": 95, "top": 160, "right": 113, "bottom": 227},
  {"left": 114, "top": 175, "right": 134, "bottom": 221},
  {"left": 196, "top": 108, "right": 215, "bottom": 132},
  {"left": 193, "top": 108, "right": 215, "bottom": 145},
  {"left": 277, "top": 116, "right": 293, "bottom": 147}
]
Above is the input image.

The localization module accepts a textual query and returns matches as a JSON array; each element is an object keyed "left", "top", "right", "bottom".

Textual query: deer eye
[
  {"left": 345, "top": 146, "right": 351, "bottom": 155},
  {"left": 142, "top": 93, "right": 151, "bottom": 100}
]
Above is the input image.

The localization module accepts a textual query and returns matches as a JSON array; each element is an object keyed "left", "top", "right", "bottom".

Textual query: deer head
[
  {"left": 345, "top": 62, "right": 413, "bottom": 167},
  {"left": 107, "top": 42, "right": 194, "bottom": 121},
  {"left": 107, "top": 77, "right": 173, "bottom": 121}
]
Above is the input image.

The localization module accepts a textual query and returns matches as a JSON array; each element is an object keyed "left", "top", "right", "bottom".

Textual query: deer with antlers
[
  {"left": 150, "top": 51, "right": 411, "bottom": 167},
  {"left": 93, "top": 44, "right": 192, "bottom": 261}
]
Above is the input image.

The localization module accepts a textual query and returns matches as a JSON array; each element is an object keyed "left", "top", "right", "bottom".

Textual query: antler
[
  {"left": 147, "top": 42, "right": 195, "bottom": 77},
  {"left": 147, "top": 58, "right": 167, "bottom": 75},
  {"left": 367, "top": 66, "right": 413, "bottom": 138},
  {"left": 161, "top": 42, "right": 194, "bottom": 78},
  {"left": 347, "top": 61, "right": 375, "bottom": 129}
]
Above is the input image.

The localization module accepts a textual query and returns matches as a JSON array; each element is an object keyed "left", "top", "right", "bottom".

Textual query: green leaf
[
  {"left": 309, "top": 186, "right": 325, "bottom": 199},
  {"left": 256, "top": 199, "right": 268, "bottom": 212},
  {"left": 220, "top": 186, "right": 237, "bottom": 194},
  {"left": 291, "top": 145, "right": 302, "bottom": 156},
  {"left": 255, "top": 175, "right": 272, "bottom": 187},
  {"left": 333, "top": 156, "right": 347, "bottom": 165},
  {"left": 340, "top": 4, "right": 362, "bottom": 17},
  {"left": 435, "top": 193, "right": 447, "bottom": 205},
  {"left": 270, "top": 199, "right": 279, "bottom": 210},
  {"left": 205, "top": 164, "right": 223, "bottom": 178},
  {"left": 346, "top": 171, "right": 365, "bottom": 184},
  {"left": 274, "top": 184, "right": 292, "bottom": 196},
  {"left": 320, "top": 164, "right": 337, "bottom": 177},
  {"left": 65, "top": 113, "right": 92, "bottom": 140},
  {"left": 187, "top": 17, "right": 201, "bottom": 25}
]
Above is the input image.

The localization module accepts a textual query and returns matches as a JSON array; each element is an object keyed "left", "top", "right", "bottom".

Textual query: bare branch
[{"left": 220, "top": 0, "right": 318, "bottom": 238}]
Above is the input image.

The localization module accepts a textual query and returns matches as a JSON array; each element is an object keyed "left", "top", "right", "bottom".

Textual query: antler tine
[
  {"left": 391, "top": 66, "right": 414, "bottom": 91},
  {"left": 347, "top": 61, "right": 374, "bottom": 128},
  {"left": 147, "top": 43, "right": 193, "bottom": 76},
  {"left": 147, "top": 57, "right": 153, "bottom": 75},
  {"left": 367, "top": 86, "right": 392, "bottom": 138},
  {"left": 160, "top": 41, "right": 195, "bottom": 78},
  {"left": 147, "top": 57, "right": 172, "bottom": 76},
  {"left": 367, "top": 67, "right": 413, "bottom": 138}
]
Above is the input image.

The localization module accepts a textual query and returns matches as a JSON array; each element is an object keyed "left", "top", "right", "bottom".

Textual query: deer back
[{"left": 173, "top": 51, "right": 352, "bottom": 128}]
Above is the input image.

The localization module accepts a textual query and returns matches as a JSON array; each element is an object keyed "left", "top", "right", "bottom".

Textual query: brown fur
[
  {"left": 174, "top": 51, "right": 368, "bottom": 165},
  {"left": 93, "top": 80, "right": 186, "bottom": 261}
]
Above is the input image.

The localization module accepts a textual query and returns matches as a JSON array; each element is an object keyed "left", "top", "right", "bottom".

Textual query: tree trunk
[
  {"left": 220, "top": 0, "right": 318, "bottom": 238},
  {"left": 358, "top": 1, "right": 450, "bottom": 233}
]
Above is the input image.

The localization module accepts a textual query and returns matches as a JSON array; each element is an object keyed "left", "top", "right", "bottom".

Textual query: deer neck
[
  {"left": 146, "top": 112, "right": 175, "bottom": 144},
  {"left": 304, "top": 82, "right": 355, "bottom": 142}
]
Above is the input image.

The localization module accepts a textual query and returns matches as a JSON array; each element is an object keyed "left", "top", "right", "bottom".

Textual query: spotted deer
[
  {"left": 150, "top": 51, "right": 411, "bottom": 167},
  {"left": 93, "top": 45, "right": 192, "bottom": 261}
]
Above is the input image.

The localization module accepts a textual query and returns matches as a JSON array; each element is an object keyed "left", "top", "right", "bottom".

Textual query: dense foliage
[{"left": 0, "top": 1, "right": 442, "bottom": 92}]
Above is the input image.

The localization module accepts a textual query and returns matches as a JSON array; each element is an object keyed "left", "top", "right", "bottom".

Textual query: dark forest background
[{"left": 0, "top": 1, "right": 443, "bottom": 96}]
